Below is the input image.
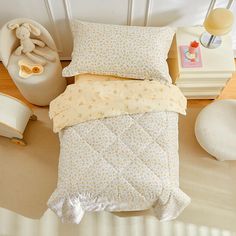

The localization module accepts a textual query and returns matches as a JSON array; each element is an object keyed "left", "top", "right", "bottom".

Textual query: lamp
[{"left": 200, "top": 0, "right": 234, "bottom": 49}]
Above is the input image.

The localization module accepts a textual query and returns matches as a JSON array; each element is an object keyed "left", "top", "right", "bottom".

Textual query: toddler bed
[{"left": 47, "top": 20, "right": 190, "bottom": 224}]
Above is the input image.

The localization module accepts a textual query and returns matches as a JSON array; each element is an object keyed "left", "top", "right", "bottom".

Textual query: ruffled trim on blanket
[
  {"left": 47, "top": 189, "right": 85, "bottom": 224},
  {"left": 152, "top": 187, "right": 191, "bottom": 221},
  {"left": 48, "top": 187, "right": 190, "bottom": 224},
  {"left": 48, "top": 190, "right": 149, "bottom": 224}
]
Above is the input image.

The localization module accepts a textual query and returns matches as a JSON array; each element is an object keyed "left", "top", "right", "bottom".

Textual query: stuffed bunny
[{"left": 8, "top": 22, "right": 55, "bottom": 65}]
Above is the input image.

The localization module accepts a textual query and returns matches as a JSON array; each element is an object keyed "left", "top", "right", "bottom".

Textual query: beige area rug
[
  {"left": 0, "top": 108, "right": 59, "bottom": 218},
  {"left": 178, "top": 108, "right": 236, "bottom": 231},
  {"left": 0, "top": 107, "right": 236, "bottom": 231}
]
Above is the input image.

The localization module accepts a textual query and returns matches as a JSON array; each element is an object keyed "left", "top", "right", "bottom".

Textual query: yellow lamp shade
[{"left": 204, "top": 8, "right": 234, "bottom": 36}]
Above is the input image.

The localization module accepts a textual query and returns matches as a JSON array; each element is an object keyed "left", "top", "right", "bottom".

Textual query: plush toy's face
[{"left": 15, "top": 26, "right": 30, "bottom": 40}]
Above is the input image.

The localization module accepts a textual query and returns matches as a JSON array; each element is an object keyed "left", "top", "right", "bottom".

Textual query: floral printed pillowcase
[{"left": 62, "top": 20, "right": 175, "bottom": 83}]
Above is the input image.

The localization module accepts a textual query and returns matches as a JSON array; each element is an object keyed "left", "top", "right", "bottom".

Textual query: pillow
[{"left": 63, "top": 20, "right": 175, "bottom": 83}]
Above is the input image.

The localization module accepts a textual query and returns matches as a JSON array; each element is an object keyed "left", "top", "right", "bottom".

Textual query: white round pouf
[
  {"left": 0, "top": 18, "right": 66, "bottom": 106},
  {"left": 195, "top": 99, "right": 236, "bottom": 161},
  {"left": 7, "top": 50, "right": 66, "bottom": 106}
]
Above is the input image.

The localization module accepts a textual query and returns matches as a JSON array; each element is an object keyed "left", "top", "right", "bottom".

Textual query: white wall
[{"left": 0, "top": 0, "right": 235, "bottom": 59}]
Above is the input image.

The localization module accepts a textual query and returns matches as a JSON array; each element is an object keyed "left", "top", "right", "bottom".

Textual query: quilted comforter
[{"left": 48, "top": 75, "right": 190, "bottom": 224}]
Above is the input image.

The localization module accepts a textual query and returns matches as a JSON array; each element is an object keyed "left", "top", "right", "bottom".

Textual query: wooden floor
[{"left": 0, "top": 62, "right": 236, "bottom": 108}]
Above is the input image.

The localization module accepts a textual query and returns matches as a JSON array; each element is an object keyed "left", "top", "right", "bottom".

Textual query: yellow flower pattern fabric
[
  {"left": 49, "top": 75, "right": 186, "bottom": 133},
  {"left": 74, "top": 74, "right": 131, "bottom": 83}
]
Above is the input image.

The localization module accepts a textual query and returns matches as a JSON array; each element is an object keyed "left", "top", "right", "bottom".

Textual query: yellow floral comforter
[{"left": 49, "top": 74, "right": 186, "bottom": 133}]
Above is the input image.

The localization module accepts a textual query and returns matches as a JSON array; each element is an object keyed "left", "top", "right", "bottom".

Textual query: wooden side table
[{"left": 168, "top": 27, "right": 235, "bottom": 99}]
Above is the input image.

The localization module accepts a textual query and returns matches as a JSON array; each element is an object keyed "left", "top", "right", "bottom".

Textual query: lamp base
[{"left": 200, "top": 32, "right": 222, "bottom": 49}]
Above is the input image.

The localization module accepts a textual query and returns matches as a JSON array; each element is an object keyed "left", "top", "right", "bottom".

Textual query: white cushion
[
  {"left": 62, "top": 20, "right": 175, "bottom": 83},
  {"left": 7, "top": 48, "right": 66, "bottom": 106},
  {"left": 195, "top": 99, "right": 236, "bottom": 161}
]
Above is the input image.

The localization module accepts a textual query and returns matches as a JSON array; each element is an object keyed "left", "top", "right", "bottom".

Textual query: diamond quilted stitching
[
  {"left": 97, "top": 176, "right": 147, "bottom": 205},
  {"left": 121, "top": 159, "right": 163, "bottom": 202},
  {"left": 102, "top": 139, "right": 136, "bottom": 171},
  {"left": 120, "top": 123, "right": 153, "bottom": 153},
  {"left": 102, "top": 115, "right": 135, "bottom": 136},
  {"left": 69, "top": 136, "right": 99, "bottom": 171},
  {"left": 72, "top": 119, "right": 98, "bottom": 137},
  {"left": 69, "top": 125, "right": 102, "bottom": 169},
  {"left": 83, "top": 120, "right": 117, "bottom": 152},
  {"left": 127, "top": 113, "right": 169, "bottom": 163},
  {"left": 132, "top": 112, "right": 167, "bottom": 139},
  {"left": 73, "top": 158, "right": 117, "bottom": 197},
  {"left": 61, "top": 128, "right": 99, "bottom": 174},
  {"left": 138, "top": 141, "right": 168, "bottom": 177}
]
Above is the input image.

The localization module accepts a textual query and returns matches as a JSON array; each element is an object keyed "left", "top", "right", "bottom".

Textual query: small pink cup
[
  {"left": 189, "top": 46, "right": 196, "bottom": 54},
  {"left": 188, "top": 41, "right": 199, "bottom": 54}
]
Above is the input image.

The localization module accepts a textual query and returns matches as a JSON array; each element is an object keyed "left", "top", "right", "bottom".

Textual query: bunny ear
[
  {"left": 22, "top": 23, "right": 30, "bottom": 30},
  {"left": 8, "top": 23, "right": 19, "bottom": 30},
  {"left": 23, "top": 23, "right": 41, "bottom": 36}
]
